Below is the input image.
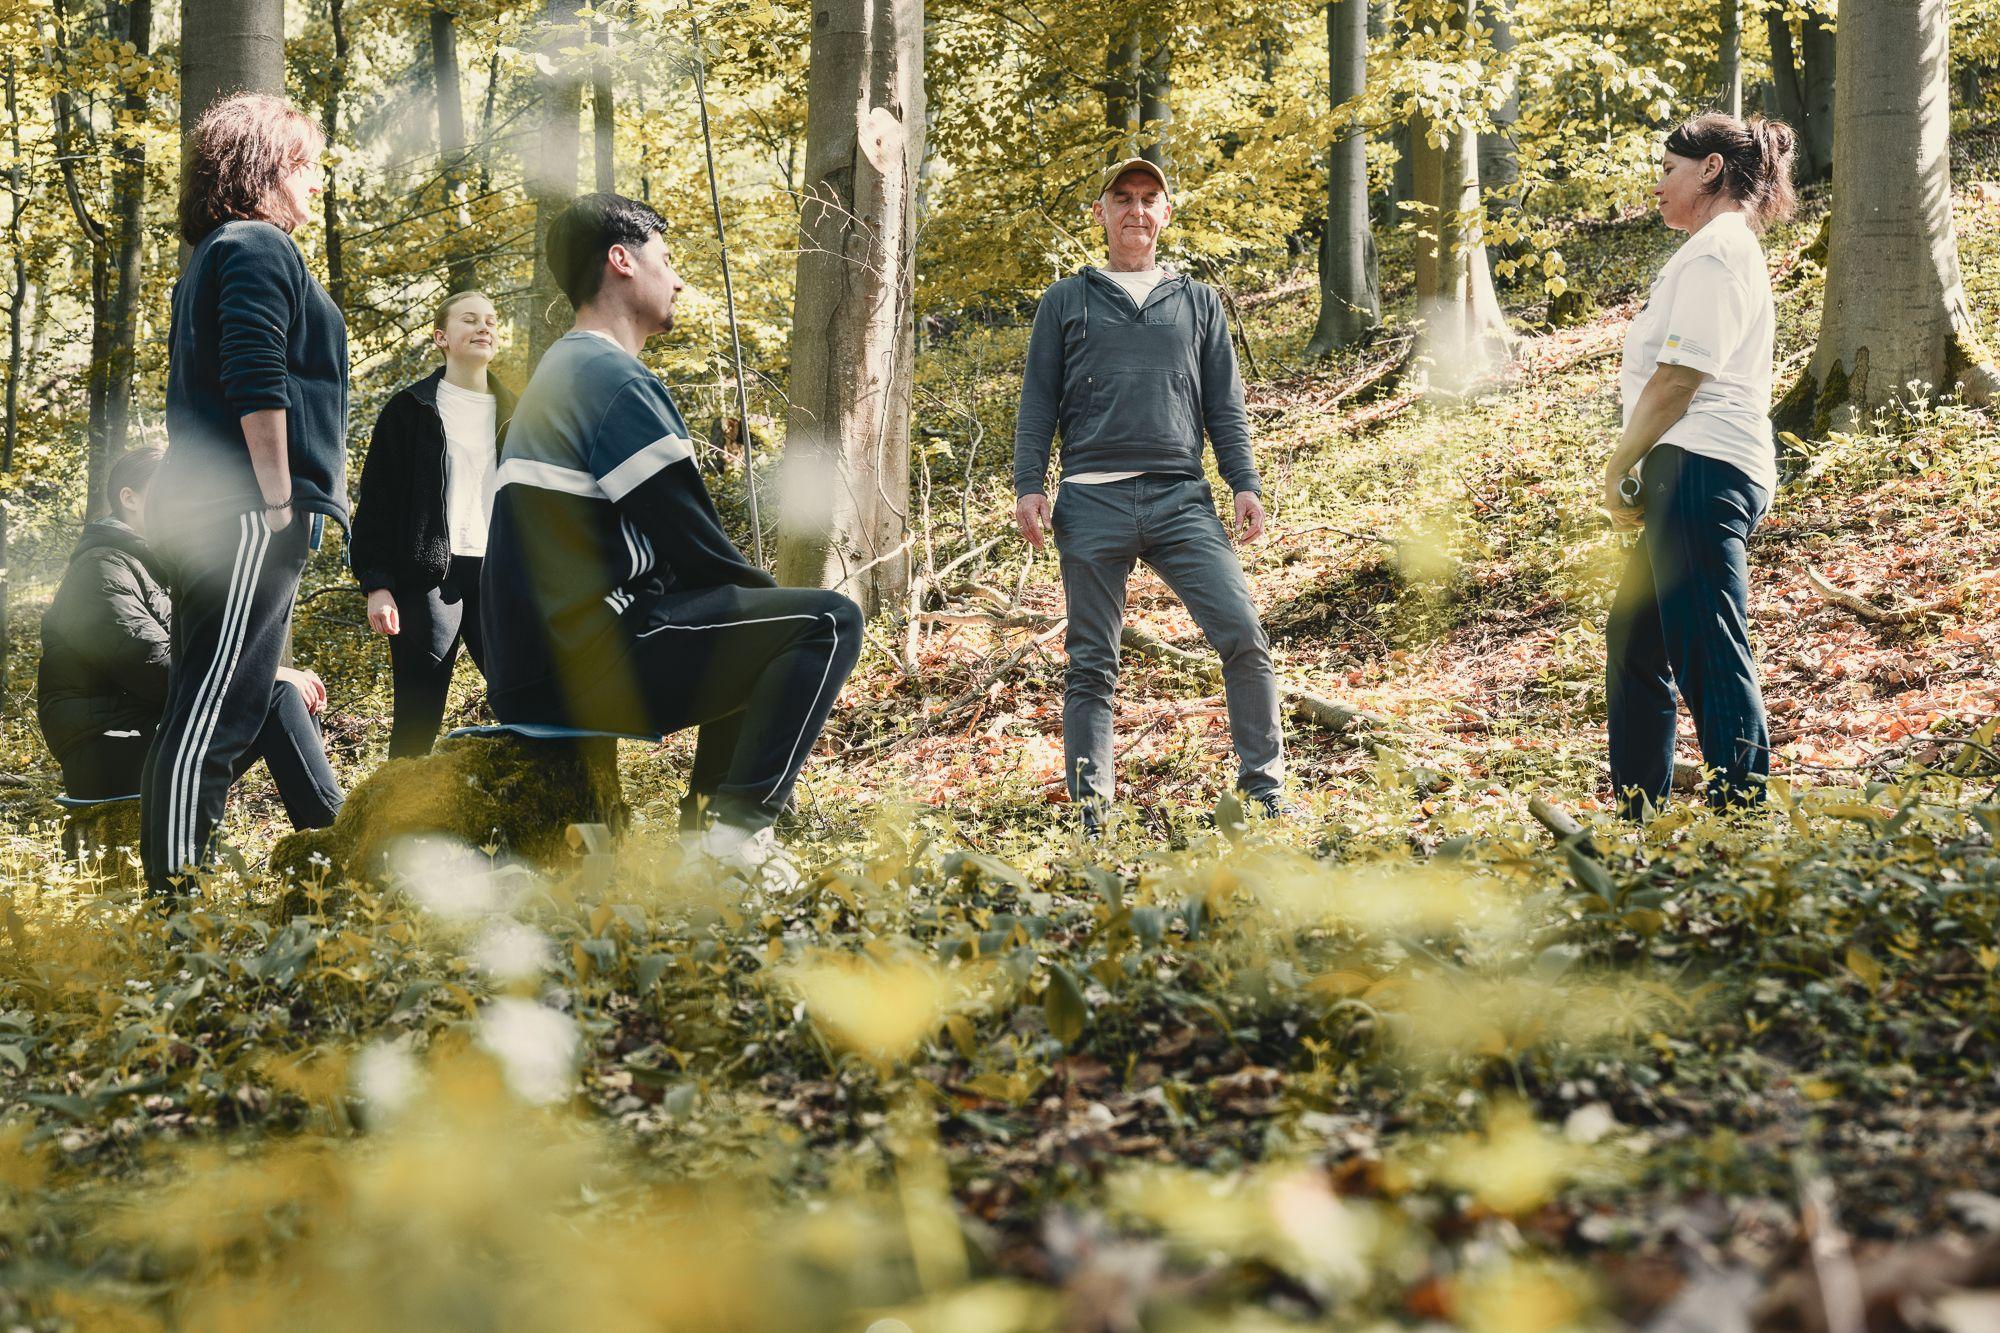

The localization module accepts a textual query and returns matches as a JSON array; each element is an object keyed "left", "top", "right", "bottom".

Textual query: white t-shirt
[
  {"left": 1619, "top": 210, "right": 1778, "bottom": 496},
  {"left": 1066, "top": 267, "right": 1168, "bottom": 487},
  {"left": 436, "top": 377, "right": 498, "bottom": 557}
]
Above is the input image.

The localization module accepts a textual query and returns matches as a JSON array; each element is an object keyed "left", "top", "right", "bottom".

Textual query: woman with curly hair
[{"left": 141, "top": 92, "right": 349, "bottom": 895}]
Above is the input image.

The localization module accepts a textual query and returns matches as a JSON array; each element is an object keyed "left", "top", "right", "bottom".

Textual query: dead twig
[{"left": 1805, "top": 566, "right": 1952, "bottom": 626}]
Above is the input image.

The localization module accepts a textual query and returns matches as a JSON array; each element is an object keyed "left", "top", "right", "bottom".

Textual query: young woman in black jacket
[
  {"left": 40, "top": 448, "right": 343, "bottom": 823},
  {"left": 349, "top": 290, "right": 515, "bottom": 757},
  {"left": 141, "top": 92, "right": 349, "bottom": 896}
]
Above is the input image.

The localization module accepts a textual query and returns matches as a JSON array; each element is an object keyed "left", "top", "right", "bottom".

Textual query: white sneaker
[{"left": 690, "top": 822, "right": 802, "bottom": 895}]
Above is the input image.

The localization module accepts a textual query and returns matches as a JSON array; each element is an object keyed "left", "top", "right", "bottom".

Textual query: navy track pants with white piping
[{"left": 141, "top": 510, "right": 314, "bottom": 895}]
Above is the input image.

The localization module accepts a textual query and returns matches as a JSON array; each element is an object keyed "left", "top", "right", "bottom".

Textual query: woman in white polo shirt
[
  {"left": 349, "top": 290, "right": 515, "bottom": 756},
  {"left": 1604, "top": 112, "right": 1797, "bottom": 816}
]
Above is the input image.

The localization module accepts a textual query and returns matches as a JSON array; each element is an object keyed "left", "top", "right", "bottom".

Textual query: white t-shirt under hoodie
[
  {"left": 435, "top": 377, "right": 498, "bottom": 557},
  {"left": 1619, "top": 210, "right": 1779, "bottom": 497}
]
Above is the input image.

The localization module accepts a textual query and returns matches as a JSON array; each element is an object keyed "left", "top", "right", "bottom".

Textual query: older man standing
[{"left": 1013, "top": 158, "right": 1285, "bottom": 832}]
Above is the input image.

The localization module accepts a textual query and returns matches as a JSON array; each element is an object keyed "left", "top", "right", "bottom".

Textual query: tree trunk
[
  {"left": 527, "top": 0, "right": 584, "bottom": 368},
  {"left": 1767, "top": 10, "right": 1830, "bottom": 183},
  {"left": 776, "top": 0, "right": 923, "bottom": 616},
  {"left": 432, "top": 8, "right": 476, "bottom": 292},
  {"left": 1778, "top": 0, "right": 1999, "bottom": 432},
  {"left": 101, "top": 0, "right": 152, "bottom": 483},
  {"left": 1765, "top": 12, "right": 1811, "bottom": 168},
  {"left": 1409, "top": 105, "right": 1512, "bottom": 395},
  {"left": 321, "top": 0, "right": 348, "bottom": 311},
  {"left": 1305, "top": 0, "right": 1378, "bottom": 357},
  {"left": 1370, "top": 0, "right": 1408, "bottom": 227},
  {"left": 1799, "top": 11, "right": 1834, "bottom": 184},
  {"left": 1476, "top": 0, "right": 1519, "bottom": 223},
  {"left": 1138, "top": 28, "right": 1171, "bottom": 168},
  {"left": 51, "top": 0, "right": 114, "bottom": 517},
  {"left": 1718, "top": 0, "right": 1742, "bottom": 118},
  {"left": 591, "top": 21, "right": 616, "bottom": 193},
  {"left": 1105, "top": 26, "right": 1139, "bottom": 156},
  {"left": 181, "top": 0, "right": 286, "bottom": 154},
  {"left": 1, "top": 56, "right": 25, "bottom": 699}
]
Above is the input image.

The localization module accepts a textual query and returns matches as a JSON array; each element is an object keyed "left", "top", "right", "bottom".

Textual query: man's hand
[
  {"left": 367, "top": 589, "right": 401, "bottom": 635},
  {"left": 1015, "top": 493, "right": 1051, "bottom": 550},
  {"left": 1233, "top": 491, "right": 1266, "bottom": 543},
  {"left": 275, "top": 666, "right": 328, "bottom": 716},
  {"left": 1603, "top": 470, "right": 1644, "bottom": 532}
]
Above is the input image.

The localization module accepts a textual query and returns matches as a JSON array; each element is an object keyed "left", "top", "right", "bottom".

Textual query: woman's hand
[
  {"left": 1604, "top": 469, "right": 1645, "bottom": 531},
  {"left": 367, "top": 589, "right": 401, "bottom": 635},
  {"left": 275, "top": 666, "right": 328, "bottom": 715}
]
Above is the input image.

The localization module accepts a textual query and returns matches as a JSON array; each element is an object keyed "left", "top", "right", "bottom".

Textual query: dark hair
[
  {"left": 107, "top": 446, "right": 165, "bottom": 514},
  {"left": 1663, "top": 113, "right": 1798, "bottom": 230},
  {"left": 545, "top": 193, "right": 669, "bottom": 308},
  {"left": 178, "top": 93, "right": 325, "bottom": 244}
]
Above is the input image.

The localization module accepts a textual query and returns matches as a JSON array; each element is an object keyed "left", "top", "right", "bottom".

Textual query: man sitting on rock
[
  {"left": 480, "top": 192, "right": 861, "bottom": 886},
  {"left": 37, "top": 445, "right": 344, "bottom": 827}
]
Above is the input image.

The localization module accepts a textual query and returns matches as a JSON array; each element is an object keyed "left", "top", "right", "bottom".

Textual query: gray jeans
[{"left": 1051, "top": 475, "right": 1284, "bottom": 806}]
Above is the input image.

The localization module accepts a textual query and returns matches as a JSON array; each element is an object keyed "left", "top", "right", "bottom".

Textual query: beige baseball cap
[{"left": 1098, "top": 156, "right": 1171, "bottom": 198}]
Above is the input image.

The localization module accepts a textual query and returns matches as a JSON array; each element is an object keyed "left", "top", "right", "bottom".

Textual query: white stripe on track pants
[{"left": 141, "top": 511, "right": 312, "bottom": 896}]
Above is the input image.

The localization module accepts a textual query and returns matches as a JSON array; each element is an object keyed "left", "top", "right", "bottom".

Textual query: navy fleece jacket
[
  {"left": 1012, "top": 267, "right": 1260, "bottom": 499},
  {"left": 157, "top": 220, "right": 350, "bottom": 533}
]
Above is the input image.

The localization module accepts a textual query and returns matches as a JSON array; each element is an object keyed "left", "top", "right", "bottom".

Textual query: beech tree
[
  {"left": 1780, "top": 0, "right": 2000, "bottom": 430},
  {"left": 527, "top": 0, "right": 583, "bottom": 367},
  {"left": 1406, "top": 0, "right": 1512, "bottom": 394},
  {"left": 777, "top": 0, "right": 924, "bottom": 614},
  {"left": 431, "top": 8, "right": 475, "bottom": 292},
  {"left": 1304, "top": 0, "right": 1378, "bottom": 357},
  {"left": 181, "top": 0, "right": 285, "bottom": 145},
  {"left": 1717, "top": 0, "right": 1741, "bottom": 117}
]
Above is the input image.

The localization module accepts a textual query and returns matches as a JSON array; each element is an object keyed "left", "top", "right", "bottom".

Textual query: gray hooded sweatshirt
[{"left": 1012, "top": 267, "right": 1260, "bottom": 499}]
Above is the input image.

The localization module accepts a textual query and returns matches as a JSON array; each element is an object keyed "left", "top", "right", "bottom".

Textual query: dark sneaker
[{"left": 1252, "top": 792, "right": 1295, "bottom": 822}]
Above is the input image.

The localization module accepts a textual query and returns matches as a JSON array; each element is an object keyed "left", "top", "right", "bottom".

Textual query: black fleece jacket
[
  {"left": 36, "top": 519, "right": 172, "bottom": 762},
  {"left": 349, "top": 368, "right": 517, "bottom": 595},
  {"left": 155, "top": 220, "right": 350, "bottom": 534}
]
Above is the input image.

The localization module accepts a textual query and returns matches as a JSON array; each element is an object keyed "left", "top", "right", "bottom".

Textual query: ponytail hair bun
[{"left": 1664, "top": 111, "right": 1799, "bottom": 230}]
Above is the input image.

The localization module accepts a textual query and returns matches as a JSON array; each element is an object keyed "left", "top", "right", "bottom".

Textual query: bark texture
[
  {"left": 1799, "top": 12, "right": 1835, "bottom": 183},
  {"left": 321, "top": 0, "right": 348, "bottom": 311},
  {"left": 432, "top": 9, "right": 476, "bottom": 292},
  {"left": 1475, "top": 0, "right": 1519, "bottom": 221},
  {"left": 1717, "top": 0, "right": 1742, "bottom": 118},
  {"left": 1781, "top": 0, "right": 1999, "bottom": 432},
  {"left": 591, "top": 20, "right": 616, "bottom": 193},
  {"left": 1304, "top": 0, "right": 1378, "bottom": 357},
  {"left": 180, "top": 0, "right": 286, "bottom": 147},
  {"left": 1408, "top": 48, "right": 1512, "bottom": 398},
  {"left": 527, "top": 0, "right": 583, "bottom": 369},
  {"left": 776, "top": 0, "right": 924, "bottom": 616}
]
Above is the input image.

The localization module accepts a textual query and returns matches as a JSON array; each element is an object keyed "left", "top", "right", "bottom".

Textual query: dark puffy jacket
[
  {"left": 348, "top": 367, "right": 516, "bottom": 595},
  {"left": 35, "top": 519, "right": 171, "bottom": 762}
]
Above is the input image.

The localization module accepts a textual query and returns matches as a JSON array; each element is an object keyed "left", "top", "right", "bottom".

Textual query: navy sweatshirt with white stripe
[{"left": 480, "top": 330, "right": 773, "bottom": 713}]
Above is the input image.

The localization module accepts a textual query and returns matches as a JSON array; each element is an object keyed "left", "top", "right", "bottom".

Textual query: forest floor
[{"left": 2, "top": 131, "right": 2000, "bottom": 1329}]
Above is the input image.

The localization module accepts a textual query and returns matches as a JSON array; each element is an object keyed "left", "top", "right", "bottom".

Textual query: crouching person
[
  {"left": 37, "top": 447, "right": 344, "bottom": 826},
  {"left": 480, "top": 193, "right": 861, "bottom": 887}
]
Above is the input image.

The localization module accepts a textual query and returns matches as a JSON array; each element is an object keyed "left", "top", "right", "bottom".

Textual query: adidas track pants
[{"left": 141, "top": 511, "right": 312, "bottom": 895}]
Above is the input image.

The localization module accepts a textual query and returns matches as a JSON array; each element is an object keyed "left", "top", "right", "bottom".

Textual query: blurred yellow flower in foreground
[{"left": 785, "top": 951, "right": 983, "bottom": 1069}]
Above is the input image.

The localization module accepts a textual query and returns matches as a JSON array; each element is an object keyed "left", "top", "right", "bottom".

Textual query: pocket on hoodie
[{"left": 1088, "top": 368, "right": 1198, "bottom": 442}]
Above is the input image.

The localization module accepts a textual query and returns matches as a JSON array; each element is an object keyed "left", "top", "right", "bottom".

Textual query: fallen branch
[{"left": 1805, "top": 566, "right": 1949, "bottom": 626}]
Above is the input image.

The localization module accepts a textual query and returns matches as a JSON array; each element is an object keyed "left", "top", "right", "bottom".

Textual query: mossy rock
[
  {"left": 59, "top": 799, "right": 144, "bottom": 888},
  {"left": 270, "top": 733, "right": 628, "bottom": 888}
]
